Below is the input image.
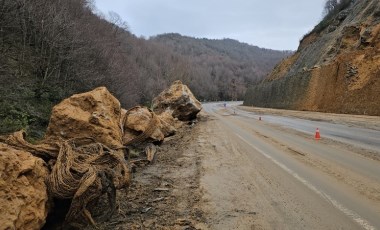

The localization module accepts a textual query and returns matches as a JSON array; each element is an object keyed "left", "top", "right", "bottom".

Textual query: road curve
[{"left": 201, "top": 102, "right": 380, "bottom": 230}]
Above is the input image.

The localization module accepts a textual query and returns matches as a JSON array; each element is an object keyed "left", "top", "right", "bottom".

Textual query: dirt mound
[
  {"left": 0, "top": 143, "right": 49, "bottom": 230},
  {"left": 153, "top": 80, "right": 202, "bottom": 121},
  {"left": 45, "top": 87, "right": 123, "bottom": 148}
]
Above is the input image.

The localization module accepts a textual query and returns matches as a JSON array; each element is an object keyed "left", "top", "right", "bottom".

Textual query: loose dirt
[{"left": 92, "top": 114, "right": 208, "bottom": 230}]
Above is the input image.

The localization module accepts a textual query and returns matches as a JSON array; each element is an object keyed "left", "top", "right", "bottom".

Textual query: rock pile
[{"left": 0, "top": 81, "right": 202, "bottom": 229}]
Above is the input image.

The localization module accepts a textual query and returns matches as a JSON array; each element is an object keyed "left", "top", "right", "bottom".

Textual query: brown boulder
[
  {"left": 0, "top": 143, "right": 49, "bottom": 230},
  {"left": 122, "top": 106, "right": 165, "bottom": 144},
  {"left": 152, "top": 80, "right": 202, "bottom": 121},
  {"left": 156, "top": 110, "right": 178, "bottom": 137},
  {"left": 45, "top": 87, "right": 123, "bottom": 148}
]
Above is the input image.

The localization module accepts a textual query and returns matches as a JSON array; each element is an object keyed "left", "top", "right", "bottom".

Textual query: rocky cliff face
[{"left": 244, "top": 0, "right": 380, "bottom": 115}]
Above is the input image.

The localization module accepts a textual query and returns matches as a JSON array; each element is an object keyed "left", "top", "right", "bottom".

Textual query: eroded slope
[{"left": 245, "top": 0, "right": 380, "bottom": 115}]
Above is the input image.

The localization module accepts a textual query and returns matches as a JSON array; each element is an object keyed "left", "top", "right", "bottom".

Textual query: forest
[
  {"left": 0, "top": 0, "right": 288, "bottom": 138},
  {"left": 151, "top": 34, "right": 291, "bottom": 101}
]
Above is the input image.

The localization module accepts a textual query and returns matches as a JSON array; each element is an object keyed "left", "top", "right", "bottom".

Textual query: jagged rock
[
  {"left": 360, "top": 28, "right": 373, "bottom": 46},
  {"left": 375, "top": 10, "right": 380, "bottom": 18},
  {"left": 337, "top": 9, "right": 349, "bottom": 21},
  {"left": 340, "top": 25, "right": 361, "bottom": 49},
  {"left": 122, "top": 106, "right": 165, "bottom": 144},
  {"left": 327, "top": 25, "right": 338, "bottom": 33},
  {"left": 0, "top": 143, "right": 49, "bottom": 230},
  {"left": 45, "top": 87, "right": 123, "bottom": 149},
  {"left": 152, "top": 80, "right": 202, "bottom": 121},
  {"left": 157, "top": 110, "right": 178, "bottom": 137}
]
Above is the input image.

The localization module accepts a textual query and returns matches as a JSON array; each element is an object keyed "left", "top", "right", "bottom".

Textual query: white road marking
[{"left": 236, "top": 133, "right": 376, "bottom": 230}]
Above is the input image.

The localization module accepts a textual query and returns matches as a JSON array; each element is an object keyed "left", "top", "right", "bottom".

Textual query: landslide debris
[
  {"left": 0, "top": 81, "right": 202, "bottom": 229},
  {"left": 122, "top": 106, "right": 166, "bottom": 144},
  {"left": 45, "top": 87, "right": 124, "bottom": 149},
  {"left": 153, "top": 80, "right": 202, "bottom": 121},
  {"left": 0, "top": 143, "right": 49, "bottom": 230}
]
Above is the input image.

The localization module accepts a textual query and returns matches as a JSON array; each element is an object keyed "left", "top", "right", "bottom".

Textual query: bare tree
[{"left": 324, "top": 0, "right": 338, "bottom": 15}]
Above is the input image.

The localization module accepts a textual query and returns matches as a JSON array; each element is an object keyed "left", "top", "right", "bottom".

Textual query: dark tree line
[
  {"left": 0, "top": 0, "right": 289, "bottom": 138},
  {"left": 324, "top": 0, "right": 356, "bottom": 15},
  {"left": 301, "top": 0, "right": 357, "bottom": 41},
  {"left": 0, "top": 0, "right": 192, "bottom": 137}
]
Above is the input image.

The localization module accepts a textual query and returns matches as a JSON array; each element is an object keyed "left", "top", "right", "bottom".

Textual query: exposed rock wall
[{"left": 244, "top": 0, "right": 380, "bottom": 115}]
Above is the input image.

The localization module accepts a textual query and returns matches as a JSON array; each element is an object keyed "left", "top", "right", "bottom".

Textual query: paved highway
[
  {"left": 221, "top": 102, "right": 380, "bottom": 152},
  {"left": 201, "top": 102, "right": 380, "bottom": 229}
]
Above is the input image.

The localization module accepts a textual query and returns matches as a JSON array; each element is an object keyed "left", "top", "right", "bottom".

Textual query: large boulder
[
  {"left": 45, "top": 87, "right": 123, "bottom": 149},
  {"left": 156, "top": 110, "right": 178, "bottom": 137},
  {"left": 152, "top": 80, "right": 202, "bottom": 121},
  {"left": 122, "top": 106, "right": 165, "bottom": 144},
  {"left": 0, "top": 143, "right": 49, "bottom": 230}
]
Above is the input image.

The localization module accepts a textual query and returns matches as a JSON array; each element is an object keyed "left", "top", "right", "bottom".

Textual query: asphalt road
[
  {"left": 202, "top": 102, "right": 380, "bottom": 230},
  {"left": 220, "top": 102, "right": 380, "bottom": 152}
]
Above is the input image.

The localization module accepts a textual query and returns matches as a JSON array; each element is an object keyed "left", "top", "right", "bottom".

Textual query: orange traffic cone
[{"left": 315, "top": 128, "right": 321, "bottom": 140}]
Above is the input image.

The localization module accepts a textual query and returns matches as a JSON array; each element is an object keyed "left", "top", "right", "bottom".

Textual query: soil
[{"left": 91, "top": 113, "right": 209, "bottom": 230}]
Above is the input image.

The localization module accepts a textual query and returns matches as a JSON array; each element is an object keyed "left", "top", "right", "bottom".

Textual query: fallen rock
[
  {"left": 152, "top": 80, "right": 202, "bottom": 121},
  {"left": 45, "top": 87, "right": 123, "bottom": 149},
  {"left": 122, "top": 106, "right": 165, "bottom": 144},
  {"left": 157, "top": 110, "right": 178, "bottom": 137},
  {"left": 0, "top": 143, "right": 49, "bottom": 230},
  {"left": 122, "top": 106, "right": 181, "bottom": 144}
]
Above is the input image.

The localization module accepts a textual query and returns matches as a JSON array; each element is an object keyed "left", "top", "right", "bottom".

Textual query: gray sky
[{"left": 94, "top": 0, "right": 326, "bottom": 50}]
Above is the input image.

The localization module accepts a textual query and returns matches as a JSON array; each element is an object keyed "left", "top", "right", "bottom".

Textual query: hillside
[
  {"left": 0, "top": 0, "right": 192, "bottom": 138},
  {"left": 151, "top": 34, "right": 291, "bottom": 101},
  {"left": 0, "top": 0, "right": 291, "bottom": 138},
  {"left": 244, "top": 0, "right": 380, "bottom": 115}
]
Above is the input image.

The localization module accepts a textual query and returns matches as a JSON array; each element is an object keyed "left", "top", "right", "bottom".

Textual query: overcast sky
[{"left": 94, "top": 0, "right": 326, "bottom": 51}]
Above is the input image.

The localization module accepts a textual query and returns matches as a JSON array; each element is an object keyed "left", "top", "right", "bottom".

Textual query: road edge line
[{"left": 235, "top": 133, "right": 376, "bottom": 230}]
